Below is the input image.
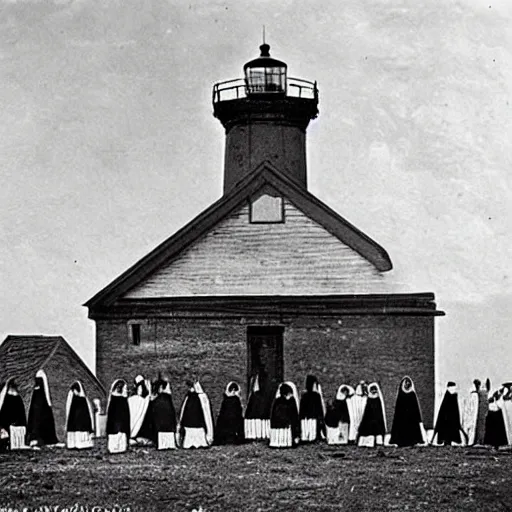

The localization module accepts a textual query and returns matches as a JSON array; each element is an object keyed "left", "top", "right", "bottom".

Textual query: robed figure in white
[{"left": 128, "top": 375, "right": 154, "bottom": 445}]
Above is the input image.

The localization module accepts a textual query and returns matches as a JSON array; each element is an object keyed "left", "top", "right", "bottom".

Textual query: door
[{"left": 247, "top": 326, "right": 284, "bottom": 397}]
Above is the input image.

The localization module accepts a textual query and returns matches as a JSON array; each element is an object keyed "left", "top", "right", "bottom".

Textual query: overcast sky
[{"left": 1, "top": 0, "right": 511, "bottom": 394}]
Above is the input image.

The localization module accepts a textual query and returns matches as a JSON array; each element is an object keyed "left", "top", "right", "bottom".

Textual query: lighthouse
[
  {"left": 86, "top": 42, "right": 443, "bottom": 429},
  {"left": 213, "top": 43, "right": 318, "bottom": 193}
]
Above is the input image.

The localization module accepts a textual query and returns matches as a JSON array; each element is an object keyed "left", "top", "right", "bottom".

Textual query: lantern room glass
[{"left": 245, "top": 65, "right": 286, "bottom": 94}]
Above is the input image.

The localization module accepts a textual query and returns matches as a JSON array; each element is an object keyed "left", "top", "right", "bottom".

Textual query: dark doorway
[{"left": 247, "top": 326, "right": 284, "bottom": 397}]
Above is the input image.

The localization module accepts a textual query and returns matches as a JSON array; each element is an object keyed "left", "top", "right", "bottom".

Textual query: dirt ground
[{"left": 1, "top": 442, "right": 512, "bottom": 512}]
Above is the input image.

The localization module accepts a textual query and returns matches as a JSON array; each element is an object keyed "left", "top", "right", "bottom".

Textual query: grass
[{"left": 1, "top": 442, "right": 512, "bottom": 511}]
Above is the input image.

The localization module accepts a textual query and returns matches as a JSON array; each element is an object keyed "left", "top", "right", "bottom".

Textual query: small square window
[
  {"left": 250, "top": 195, "right": 284, "bottom": 224},
  {"left": 130, "top": 324, "right": 141, "bottom": 346}
]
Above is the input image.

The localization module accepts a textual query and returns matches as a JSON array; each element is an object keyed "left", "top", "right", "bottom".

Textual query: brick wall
[{"left": 96, "top": 313, "right": 435, "bottom": 429}]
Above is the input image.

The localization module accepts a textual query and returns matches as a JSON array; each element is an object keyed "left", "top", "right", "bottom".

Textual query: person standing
[
  {"left": 299, "top": 375, "right": 326, "bottom": 443},
  {"left": 151, "top": 377, "right": 178, "bottom": 450},
  {"left": 27, "top": 370, "right": 59, "bottom": 448},
  {"left": 178, "top": 381, "right": 214, "bottom": 449},
  {"left": 65, "top": 381, "right": 94, "bottom": 450},
  {"left": 215, "top": 381, "right": 244, "bottom": 445},
  {"left": 389, "top": 376, "right": 427, "bottom": 447},
  {"left": 432, "top": 382, "right": 466, "bottom": 446},
  {"left": 0, "top": 378, "right": 28, "bottom": 450},
  {"left": 325, "top": 385, "right": 354, "bottom": 446},
  {"left": 269, "top": 382, "right": 300, "bottom": 448},
  {"left": 357, "top": 382, "right": 386, "bottom": 447},
  {"left": 106, "top": 379, "right": 130, "bottom": 454}
]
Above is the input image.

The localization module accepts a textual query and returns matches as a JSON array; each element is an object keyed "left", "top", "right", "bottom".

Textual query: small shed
[{"left": 0, "top": 335, "right": 106, "bottom": 440}]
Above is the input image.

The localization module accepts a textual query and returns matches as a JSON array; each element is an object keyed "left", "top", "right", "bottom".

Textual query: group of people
[{"left": 1, "top": 370, "right": 512, "bottom": 454}]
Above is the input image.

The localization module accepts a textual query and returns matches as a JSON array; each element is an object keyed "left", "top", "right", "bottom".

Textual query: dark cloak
[
  {"left": 27, "top": 384, "right": 58, "bottom": 446},
  {"left": 245, "top": 376, "right": 274, "bottom": 421},
  {"left": 325, "top": 399, "right": 350, "bottom": 428},
  {"left": 433, "top": 391, "right": 463, "bottom": 445},
  {"left": 389, "top": 388, "right": 424, "bottom": 447},
  {"left": 106, "top": 396, "right": 130, "bottom": 437},
  {"left": 299, "top": 391, "right": 326, "bottom": 440},
  {"left": 0, "top": 394, "right": 27, "bottom": 430},
  {"left": 180, "top": 392, "right": 207, "bottom": 430},
  {"left": 484, "top": 407, "right": 508, "bottom": 448},
  {"left": 270, "top": 396, "right": 300, "bottom": 440},
  {"left": 66, "top": 396, "right": 93, "bottom": 433},
  {"left": 214, "top": 395, "right": 244, "bottom": 445},
  {"left": 152, "top": 394, "right": 177, "bottom": 434},
  {"left": 358, "top": 396, "right": 386, "bottom": 437}
]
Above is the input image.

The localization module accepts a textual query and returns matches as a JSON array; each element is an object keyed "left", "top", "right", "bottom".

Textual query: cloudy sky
[{"left": 1, "top": 0, "right": 511, "bottom": 393}]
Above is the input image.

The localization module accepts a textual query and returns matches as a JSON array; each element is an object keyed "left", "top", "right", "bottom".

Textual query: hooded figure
[
  {"left": 500, "top": 384, "right": 512, "bottom": 445},
  {"left": 178, "top": 381, "right": 214, "bottom": 449},
  {"left": 151, "top": 377, "right": 177, "bottom": 450},
  {"left": 357, "top": 382, "right": 386, "bottom": 447},
  {"left": 27, "top": 370, "right": 59, "bottom": 448},
  {"left": 484, "top": 389, "right": 509, "bottom": 449},
  {"left": 462, "top": 379, "right": 489, "bottom": 447},
  {"left": 65, "top": 381, "right": 94, "bottom": 450},
  {"left": 325, "top": 385, "right": 354, "bottom": 445},
  {"left": 389, "top": 376, "right": 427, "bottom": 447},
  {"left": 350, "top": 381, "right": 368, "bottom": 442},
  {"left": 0, "top": 378, "right": 27, "bottom": 450},
  {"left": 299, "top": 375, "right": 326, "bottom": 443},
  {"left": 215, "top": 381, "right": 244, "bottom": 445},
  {"left": 269, "top": 382, "right": 300, "bottom": 448},
  {"left": 432, "top": 382, "right": 466, "bottom": 446},
  {"left": 128, "top": 375, "right": 154, "bottom": 445},
  {"left": 244, "top": 371, "right": 273, "bottom": 440},
  {"left": 106, "top": 379, "right": 130, "bottom": 453}
]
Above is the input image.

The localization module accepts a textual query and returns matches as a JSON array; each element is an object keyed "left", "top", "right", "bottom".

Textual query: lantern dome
[{"left": 243, "top": 44, "right": 287, "bottom": 94}]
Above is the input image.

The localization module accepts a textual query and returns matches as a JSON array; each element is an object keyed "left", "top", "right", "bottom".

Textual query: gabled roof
[
  {"left": 0, "top": 335, "right": 105, "bottom": 396},
  {"left": 85, "top": 162, "right": 392, "bottom": 310}
]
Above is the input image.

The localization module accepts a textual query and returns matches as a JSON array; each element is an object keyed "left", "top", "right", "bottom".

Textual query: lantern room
[{"left": 243, "top": 43, "right": 287, "bottom": 94}]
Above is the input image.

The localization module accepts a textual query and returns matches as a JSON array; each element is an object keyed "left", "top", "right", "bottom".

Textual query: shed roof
[{"left": 0, "top": 335, "right": 105, "bottom": 396}]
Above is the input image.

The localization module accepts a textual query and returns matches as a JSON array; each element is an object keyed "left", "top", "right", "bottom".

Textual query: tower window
[
  {"left": 250, "top": 194, "right": 284, "bottom": 224},
  {"left": 130, "top": 323, "right": 141, "bottom": 346}
]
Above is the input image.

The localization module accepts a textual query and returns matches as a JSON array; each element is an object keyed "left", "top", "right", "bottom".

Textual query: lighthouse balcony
[{"left": 212, "top": 76, "right": 318, "bottom": 104}]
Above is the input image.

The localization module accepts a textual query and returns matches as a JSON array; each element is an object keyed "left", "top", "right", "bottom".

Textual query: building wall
[
  {"left": 123, "top": 200, "right": 385, "bottom": 298},
  {"left": 96, "top": 313, "right": 435, "bottom": 429}
]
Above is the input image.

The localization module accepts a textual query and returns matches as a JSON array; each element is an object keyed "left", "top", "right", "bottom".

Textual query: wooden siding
[{"left": 123, "top": 200, "right": 389, "bottom": 298}]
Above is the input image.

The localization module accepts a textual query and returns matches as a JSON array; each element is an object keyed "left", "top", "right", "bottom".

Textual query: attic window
[{"left": 250, "top": 194, "right": 284, "bottom": 224}]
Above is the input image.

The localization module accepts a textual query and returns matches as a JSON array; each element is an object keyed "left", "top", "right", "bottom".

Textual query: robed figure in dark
[
  {"left": 66, "top": 381, "right": 94, "bottom": 450},
  {"left": 151, "top": 377, "right": 177, "bottom": 450},
  {"left": 357, "top": 382, "right": 387, "bottom": 447},
  {"left": 389, "top": 376, "right": 426, "bottom": 447},
  {"left": 299, "top": 375, "right": 326, "bottom": 443},
  {"left": 269, "top": 382, "right": 300, "bottom": 448},
  {"left": 178, "top": 381, "right": 214, "bottom": 449},
  {"left": 0, "top": 378, "right": 27, "bottom": 450},
  {"left": 27, "top": 370, "right": 59, "bottom": 447},
  {"left": 215, "top": 381, "right": 244, "bottom": 445},
  {"left": 484, "top": 389, "right": 509, "bottom": 449},
  {"left": 106, "top": 379, "right": 130, "bottom": 453},
  {"left": 432, "top": 382, "right": 466, "bottom": 446},
  {"left": 244, "top": 369, "right": 274, "bottom": 441}
]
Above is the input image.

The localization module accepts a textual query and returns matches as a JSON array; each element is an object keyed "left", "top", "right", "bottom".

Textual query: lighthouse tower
[{"left": 213, "top": 43, "right": 319, "bottom": 193}]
